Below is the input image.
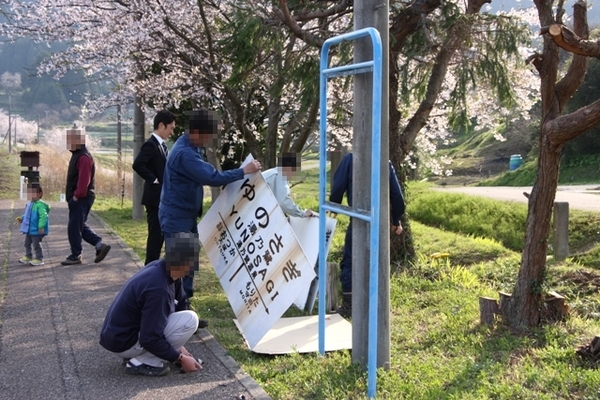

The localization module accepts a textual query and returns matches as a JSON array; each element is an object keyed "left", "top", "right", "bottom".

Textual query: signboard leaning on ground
[{"left": 198, "top": 155, "right": 316, "bottom": 349}]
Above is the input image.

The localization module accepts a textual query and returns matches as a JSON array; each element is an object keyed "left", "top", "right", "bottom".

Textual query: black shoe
[
  {"left": 336, "top": 292, "right": 352, "bottom": 319},
  {"left": 61, "top": 255, "right": 82, "bottom": 265},
  {"left": 195, "top": 319, "right": 209, "bottom": 334},
  {"left": 125, "top": 361, "right": 170, "bottom": 377},
  {"left": 336, "top": 304, "right": 352, "bottom": 319},
  {"left": 94, "top": 244, "right": 111, "bottom": 263}
]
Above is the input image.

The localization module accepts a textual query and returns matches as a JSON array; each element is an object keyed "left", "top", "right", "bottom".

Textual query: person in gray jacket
[{"left": 262, "top": 152, "right": 314, "bottom": 218}]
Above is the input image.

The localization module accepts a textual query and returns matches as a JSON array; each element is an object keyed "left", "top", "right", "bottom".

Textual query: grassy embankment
[{"left": 4, "top": 143, "right": 600, "bottom": 399}]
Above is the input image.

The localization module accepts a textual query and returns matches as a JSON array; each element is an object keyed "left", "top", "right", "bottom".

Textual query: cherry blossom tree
[
  {"left": 1, "top": 1, "right": 343, "bottom": 168},
  {"left": 501, "top": 0, "right": 600, "bottom": 327},
  {"left": 273, "top": 0, "right": 536, "bottom": 261},
  {"left": 1, "top": 0, "right": 542, "bottom": 261}
]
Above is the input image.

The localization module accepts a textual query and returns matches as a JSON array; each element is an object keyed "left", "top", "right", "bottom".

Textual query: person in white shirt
[{"left": 262, "top": 152, "right": 314, "bottom": 218}]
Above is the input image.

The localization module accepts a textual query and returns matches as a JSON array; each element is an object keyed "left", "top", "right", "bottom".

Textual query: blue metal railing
[{"left": 318, "top": 27, "right": 382, "bottom": 399}]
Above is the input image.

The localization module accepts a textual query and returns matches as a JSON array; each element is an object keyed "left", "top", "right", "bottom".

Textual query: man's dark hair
[
  {"left": 186, "top": 109, "right": 219, "bottom": 135},
  {"left": 153, "top": 110, "right": 176, "bottom": 130},
  {"left": 164, "top": 232, "right": 200, "bottom": 269},
  {"left": 279, "top": 152, "right": 300, "bottom": 169}
]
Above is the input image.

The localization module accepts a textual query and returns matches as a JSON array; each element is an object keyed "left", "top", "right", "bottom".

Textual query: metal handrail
[{"left": 318, "top": 27, "right": 382, "bottom": 399}]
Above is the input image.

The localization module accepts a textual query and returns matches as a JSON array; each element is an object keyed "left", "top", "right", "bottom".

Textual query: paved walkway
[{"left": 0, "top": 200, "right": 271, "bottom": 400}]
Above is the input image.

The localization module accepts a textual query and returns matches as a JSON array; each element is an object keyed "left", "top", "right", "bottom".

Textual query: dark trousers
[
  {"left": 24, "top": 234, "right": 45, "bottom": 260},
  {"left": 144, "top": 205, "right": 164, "bottom": 264},
  {"left": 68, "top": 196, "right": 101, "bottom": 257},
  {"left": 340, "top": 221, "right": 352, "bottom": 293}
]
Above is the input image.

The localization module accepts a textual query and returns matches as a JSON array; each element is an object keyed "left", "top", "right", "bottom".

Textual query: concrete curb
[{"left": 90, "top": 211, "right": 273, "bottom": 400}]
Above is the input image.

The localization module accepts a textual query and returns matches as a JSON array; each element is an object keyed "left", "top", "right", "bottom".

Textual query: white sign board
[
  {"left": 198, "top": 156, "right": 316, "bottom": 349},
  {"left": 289, "top": 215, "right": 337, "bottom": 309},
  {"left": 233, "top": 314, "right": 351, "bottom": 355}
]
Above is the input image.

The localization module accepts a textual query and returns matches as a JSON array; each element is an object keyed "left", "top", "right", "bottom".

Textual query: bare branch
[
  {"left": 555, "top": 0, "right": 589, "bottom": 112},
  {"left": 541, "top": 24, "right": 600, "bottom": 58},
  {"left": 390, "top": 0, "right": 441, "bottom": 52},
  {"left": 546, "top": 98, "right": 600, "bottom": 144},
  {"left": 525, "top": 52, "right": 544, "bottom": 74},
  {"left": 273, "top": 0, "right": 326, "bottom": 48}
]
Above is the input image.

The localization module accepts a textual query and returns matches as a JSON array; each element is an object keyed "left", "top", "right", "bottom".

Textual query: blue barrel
[{"left": 509, "top": 154, "right": 523, "bottom": 171}]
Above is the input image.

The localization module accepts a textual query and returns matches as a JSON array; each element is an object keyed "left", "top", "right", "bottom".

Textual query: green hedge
[{"left": 408, "top": 192, "right": 528, "bottom": 251}]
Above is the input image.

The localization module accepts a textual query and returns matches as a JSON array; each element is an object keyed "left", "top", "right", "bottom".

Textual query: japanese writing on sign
[{"left": 198, "top": 155, "right": 315, "bottom": 349}]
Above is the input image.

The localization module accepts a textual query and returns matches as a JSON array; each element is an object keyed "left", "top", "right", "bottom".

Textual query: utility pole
[
  {"left": 353, "top": 0, "right": 390, "bottom": 370},
  {"left": 37, "top": 114, "right": 40, "bottom": 144},
  {"left": 132, "top": 95, "right": 145, "bottom": 220},
  {"left": 117, "top": 104, "right": 122, "bottom": 180},
  {"left": 8, "top": 92, "right": 12, "bottom": 153}
]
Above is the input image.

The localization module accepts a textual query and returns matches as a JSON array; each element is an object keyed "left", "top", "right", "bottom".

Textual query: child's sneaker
[
  {"left": 18, "top": 256, "right": 32, "bottom": 264},
  {"left": 30, "top": 259, "right": 44, "bottom": 266}
]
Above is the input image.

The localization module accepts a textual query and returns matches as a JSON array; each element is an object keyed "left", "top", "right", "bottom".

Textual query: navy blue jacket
[
  {"left": 159, "top": 134, "right": 244, "bottom": 233},
  {"left": 99, "top": 260, "right": 188, "bottom": 362},
  {"left": 329, "top": 153, "right": 405, "bottom": 225}
]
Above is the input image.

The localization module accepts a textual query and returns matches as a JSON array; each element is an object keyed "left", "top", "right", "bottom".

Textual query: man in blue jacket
[
  {"left": 329, "top": 152, "right": 406, "bottom": 318},
  {"left": 159, "top": 109, "right": 261, "bottom": 298},
  {"left": 100, "top": 232, "right": 203, "bottom": 376}
]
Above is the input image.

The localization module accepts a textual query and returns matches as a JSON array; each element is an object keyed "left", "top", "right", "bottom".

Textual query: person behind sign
[
  {"left": 100, "top": 232, "right": 203, "bottom": 376},
  {"left": 159, "top": 109, "right": 262, "bottom": 299},
  {"left": 329, "top": 152, "right": 405, "bottom": 318},
  {"left": 132, "top": 110, "right": 176, "bottom": 264},
  {"left": 262, "top": 152, "right": 314, "bottom": 218}
]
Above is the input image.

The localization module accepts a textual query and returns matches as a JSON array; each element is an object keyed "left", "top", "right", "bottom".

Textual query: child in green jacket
[{"left": 17, "top": 183, "right": 50, "bottom": 266}]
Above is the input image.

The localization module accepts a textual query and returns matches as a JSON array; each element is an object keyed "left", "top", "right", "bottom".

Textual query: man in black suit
[{"left": 133, "top": 110, "right": 176, "bottom": 264}]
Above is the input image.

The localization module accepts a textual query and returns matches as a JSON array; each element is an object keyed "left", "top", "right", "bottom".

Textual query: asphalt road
[{"left": 433, "top": 184, "right": 600, "bottom": 212}]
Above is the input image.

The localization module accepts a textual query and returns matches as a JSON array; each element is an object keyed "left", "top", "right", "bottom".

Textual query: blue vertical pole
[
  {"left": 318, "top": 39, "right": 331, "bottom": 356},
  {"left": 318, "top": 27, "right": 382, "bottom": 399},
  {"left": 367, "top": 31, "right": 382, "bottom": 398}
]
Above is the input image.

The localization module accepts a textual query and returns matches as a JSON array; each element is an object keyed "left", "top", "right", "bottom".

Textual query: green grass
[
  {"left": 478, "top": 159, "right": 538, "bottom": 186},
  {"left": 0, "top": 148, "right": 21, "bottom": 200},
  {"left": 479, "top": 155, "right": 600, "bottom": 187},
  {"left": 408, "top": 191, "right": 528, "bottom": 251},
  {"left": 5, "top": 120, "right": 600, "bottom": 398},
  {"left": 90, "top": 173, "right": 600, "bottom": 399},
  {"left": 93, "top": 197, "right": 148, "bottom": 258}
]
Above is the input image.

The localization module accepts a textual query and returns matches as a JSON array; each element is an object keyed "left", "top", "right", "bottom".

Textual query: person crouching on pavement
[{"left": 99, "top": 232, "right": 203, "bottom": 376}]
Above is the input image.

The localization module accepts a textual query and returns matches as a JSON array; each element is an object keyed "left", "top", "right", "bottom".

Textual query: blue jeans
[
  {"left": 24, "top": 234, "right": 45, "bottom": 260},
  {"left": 68, "top": 196, "right": 101, "bottom": 257}
]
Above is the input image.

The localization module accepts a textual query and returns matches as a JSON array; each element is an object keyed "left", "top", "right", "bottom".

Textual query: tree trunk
[
  {"left": 205, "top": 146, "right": 223, "bottom": 203},
  {"left": 388, "top": 45, "right": 415, "bottom": 264},
  {"left": 132, "top": 95, "right": 145, "bottom": 220},
  {"left": 503, "top": 0, "right": 592, "bottom": 328},
  {"left": 503, "top": 137, "right": 562, "bottom": 326}
]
